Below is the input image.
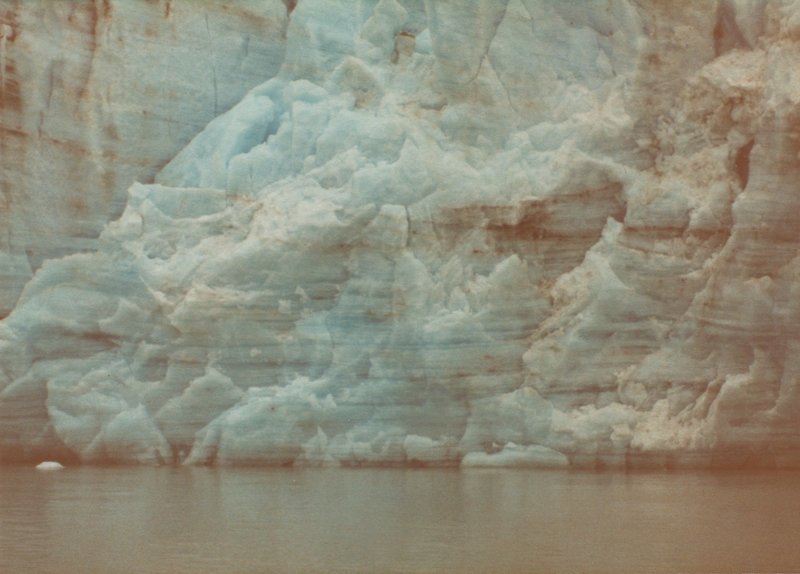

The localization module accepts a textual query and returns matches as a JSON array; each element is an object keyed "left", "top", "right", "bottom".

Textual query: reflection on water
[{"left": 2, "top": 466, "right": 800, "bottom": 573}]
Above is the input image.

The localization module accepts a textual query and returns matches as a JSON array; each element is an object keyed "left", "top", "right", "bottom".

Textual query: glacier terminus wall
[{"left": 2, "top": 0, "right": 800, "bottom": 469}]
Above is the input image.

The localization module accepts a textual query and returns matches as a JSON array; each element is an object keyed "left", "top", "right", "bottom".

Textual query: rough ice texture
[
  {"left": 0, "top": 0, "right": 288, "bottom": 315},
  {"left": 1, "top": 0, "right": 799, "bottom": 469}
]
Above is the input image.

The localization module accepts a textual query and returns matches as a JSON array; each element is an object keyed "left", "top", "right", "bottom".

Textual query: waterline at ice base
[{"left": 2, "top": 0, "right": 800, "bottom": 469}]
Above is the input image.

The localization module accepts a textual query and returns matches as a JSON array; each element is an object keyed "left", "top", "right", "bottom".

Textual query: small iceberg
[
  {"left": 35, "top": 461, "right": 65, "bottom": 471},
  {"left": 461, "top": 443, "right": 569, "bottom": 469}
]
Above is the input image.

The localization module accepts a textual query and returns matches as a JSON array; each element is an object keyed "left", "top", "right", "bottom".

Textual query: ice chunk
[
  {"left": 461, "top": 444, "right": 568, "bottom": 468},
  {"left": 35, "top": 461, "right": 64, "bottom": 470}
]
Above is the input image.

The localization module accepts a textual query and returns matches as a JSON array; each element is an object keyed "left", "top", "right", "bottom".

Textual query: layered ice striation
[{"left": 2, "top": 0, "right": 799, "bottom": 468}]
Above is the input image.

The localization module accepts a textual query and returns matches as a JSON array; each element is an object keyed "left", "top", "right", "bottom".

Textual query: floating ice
[{"left": 35, "top": 462, "right": 64, "bottom": 471}]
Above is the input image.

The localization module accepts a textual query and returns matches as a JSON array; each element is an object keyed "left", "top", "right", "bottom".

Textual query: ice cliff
[
  {"left": 0, "top": 0, "right": 288, "bottom": 314},
  {"left": 2, "top": 0, "right": 799, "bottom": 469}
]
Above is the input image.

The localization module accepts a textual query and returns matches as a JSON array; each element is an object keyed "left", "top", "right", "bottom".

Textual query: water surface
[{"left": 2, "top": 466, "right": 799, "bottom": 573}]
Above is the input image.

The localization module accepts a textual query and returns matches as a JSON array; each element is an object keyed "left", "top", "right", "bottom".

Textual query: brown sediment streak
[
  {"left": 0, "top": 8, "right": 20, "bottom": 112},
  {"left": 30, "top": 133, "right": 118, "bottom": 161},
  {"left": 0, "top": 6, "right": 21, "bottom": 243},
  {"left": 733, "top": 138, "right": 754, "bottom": 189},
  {"left": 0, "top": 125, "right": 156, "bottom": 172},
  {"left": 621, "top": 225, "right": 730, "bottom": 244},
  {"left": 72, "top": 1, "right": 99, "bottom": 103},
  {"left": 0, "top": 124, "right": 24, "bottom": 138},
  {"left": 430, "top": 183, "right": 625, "bottom": 275}
]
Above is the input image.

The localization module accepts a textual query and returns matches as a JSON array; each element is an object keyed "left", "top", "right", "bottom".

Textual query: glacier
[{"left": 2, "top": 0, "right": 800, "bottom": 468}]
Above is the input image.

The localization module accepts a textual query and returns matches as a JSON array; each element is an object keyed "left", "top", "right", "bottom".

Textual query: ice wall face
[
  {"left": 2, "top": 0, "right": 799, "bottom": 468},
  {"left": 0, "top": 0, "right": 289, "bottom": 315}
]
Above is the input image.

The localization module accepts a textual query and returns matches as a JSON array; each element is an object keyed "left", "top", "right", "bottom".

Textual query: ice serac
[
  {"left": 2, "top": 0, "right": 799, "bottom": 468},
  {"left": 0, "top": 0, "right": 288, "bottom": 316}
]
